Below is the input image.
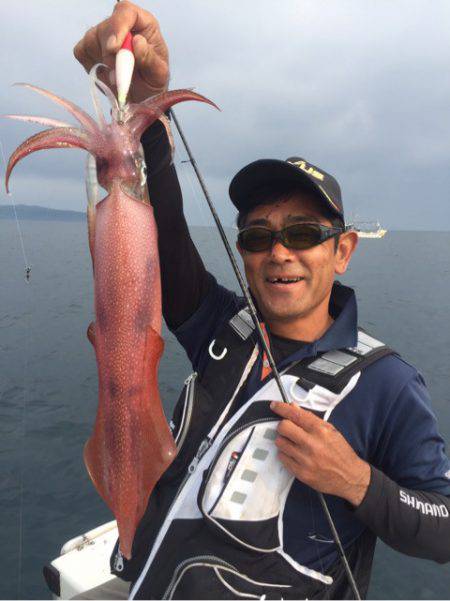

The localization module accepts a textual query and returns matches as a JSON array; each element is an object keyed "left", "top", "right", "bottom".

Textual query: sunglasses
[{"left": 237, "top": 222, "right": 345, "bottom": 252}]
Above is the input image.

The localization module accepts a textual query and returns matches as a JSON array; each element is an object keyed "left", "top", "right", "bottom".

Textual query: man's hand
[
  {"left": 270, "top": 401, "right": 371, "bottom": 507},
  {"left": 73, "top": 1, "right": 169, "bottom": 103}
]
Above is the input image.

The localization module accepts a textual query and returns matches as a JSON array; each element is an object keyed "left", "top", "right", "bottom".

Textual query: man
[{"left": 74, "top": 3, "right": 450, "bottom": 598}]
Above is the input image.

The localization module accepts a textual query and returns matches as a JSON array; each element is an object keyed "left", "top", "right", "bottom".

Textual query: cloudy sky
[{"left": 1, "top": 0, "right": 450, "bottom": 230}]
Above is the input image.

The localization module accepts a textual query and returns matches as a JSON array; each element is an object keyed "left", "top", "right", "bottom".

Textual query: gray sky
[{"left": 1, "top": 0, "right": 450, "bottom": 229}]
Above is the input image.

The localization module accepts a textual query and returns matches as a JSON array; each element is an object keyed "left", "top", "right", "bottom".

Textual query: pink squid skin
[
  {"left": 5, "top": 82, "right": 218, "bottom": 559},
  {"left": 86, "top": 178, "right": 170, "bottom": 560}
]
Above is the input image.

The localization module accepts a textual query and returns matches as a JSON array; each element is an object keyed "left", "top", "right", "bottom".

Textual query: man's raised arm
[{"left": 73, "top": 0, "right": 212, "bottom": 329}]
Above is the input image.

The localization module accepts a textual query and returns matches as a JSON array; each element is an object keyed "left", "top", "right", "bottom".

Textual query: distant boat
[{"left": 351, "top": 220, "right": 387, "bottom": 239}]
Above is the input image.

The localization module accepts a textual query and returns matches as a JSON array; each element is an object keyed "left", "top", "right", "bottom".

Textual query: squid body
[{"left": 4, "top": 68, "right": 216, "bottom": 559}]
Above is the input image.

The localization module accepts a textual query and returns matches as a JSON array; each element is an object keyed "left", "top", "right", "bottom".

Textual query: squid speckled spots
[{"left": 4, "top": 65, "right": 217, "bottom": 560}]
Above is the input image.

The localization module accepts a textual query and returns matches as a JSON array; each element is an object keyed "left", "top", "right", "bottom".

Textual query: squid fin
[{"left": 83, "top": 325, "right": 176, "bottom": 560}]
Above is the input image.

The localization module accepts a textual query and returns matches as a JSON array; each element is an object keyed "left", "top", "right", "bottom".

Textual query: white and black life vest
[{"left": 112, "top": 308, "right": 393, "bottom": 600}]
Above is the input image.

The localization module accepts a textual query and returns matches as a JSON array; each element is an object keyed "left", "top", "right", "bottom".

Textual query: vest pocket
[
  {"left": 162, "top": 555, "right": 292, "bottom": 600},
  {"left": 199, "top": 419, "right": 293, "bottom": 552},
  {"left": 172, "top": 372, "right": 198, "bottom": 452},
  {"left": 162, "top": 376, "right": 215, "bottom": 483}
]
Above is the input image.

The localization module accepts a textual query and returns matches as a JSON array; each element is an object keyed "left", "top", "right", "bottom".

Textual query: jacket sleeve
[
  {"left": 354, "top": 369, "right": 450, "bottom": 563},
  {"left": 354, "top": 466, "right": 450, "bottom": 563},
  {"left": 372, "top": 372, "right": 450, "bottom": 495},
  {"left": 140, "top": 118, "right": 213, "bottom": 330}
]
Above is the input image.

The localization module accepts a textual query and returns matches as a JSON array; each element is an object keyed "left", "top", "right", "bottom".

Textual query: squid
[{"left": 5, "top": 67, "right": 217, "bottom": 559}]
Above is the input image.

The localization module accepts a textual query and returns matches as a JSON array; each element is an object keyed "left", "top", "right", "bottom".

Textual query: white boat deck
[{"left": 44, "top": 521, "right": 119, "bottom": 599}]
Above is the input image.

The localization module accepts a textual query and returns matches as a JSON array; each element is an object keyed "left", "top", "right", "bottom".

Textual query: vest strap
[{"left": 229, "top": 307, "right": 255, "bottom": 341}]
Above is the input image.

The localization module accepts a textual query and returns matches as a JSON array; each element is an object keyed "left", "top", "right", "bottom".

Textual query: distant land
[
  {"left": 0, "top": 205, "right": 448, "bottom": 231},
  {"left": 0, "top": 204, "right": 85, "bottom": 221}
]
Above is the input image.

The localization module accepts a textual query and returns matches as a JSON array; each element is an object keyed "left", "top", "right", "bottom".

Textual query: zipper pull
[
  {"left": 197, "top": 437, "right": 211, "bottom": 460},
  {"left": 114, "top": 549, "right": 124, "bottom": 573},
  {"left": 187, "top": 438, "right": 211, "bottom": 474},
  {"left": 184, "top": 371, "right": 197, "bottom": 386}
]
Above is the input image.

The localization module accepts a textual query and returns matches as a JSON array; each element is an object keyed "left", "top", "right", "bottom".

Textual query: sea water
[{"left": 0, "top": 221, "right": 449, "bottom": 599}]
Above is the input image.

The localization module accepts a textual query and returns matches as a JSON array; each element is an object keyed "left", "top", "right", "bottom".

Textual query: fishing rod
[{"left": 169, "top": 108, "right": 362, "bottom": 601}]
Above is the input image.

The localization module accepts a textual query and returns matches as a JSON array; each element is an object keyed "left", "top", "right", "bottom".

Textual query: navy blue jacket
[{"left": 172, "top": 276, "right": 450, "bottom": 570}]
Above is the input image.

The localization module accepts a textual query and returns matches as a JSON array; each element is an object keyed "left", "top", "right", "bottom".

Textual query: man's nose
[{"left": 269, "top": 239, "right": 296, "bottom": 261}]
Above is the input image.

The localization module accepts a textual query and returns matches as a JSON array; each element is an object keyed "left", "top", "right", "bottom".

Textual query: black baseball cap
[{"left": 229, "top": 156, "right": 344, "bottom": 221}]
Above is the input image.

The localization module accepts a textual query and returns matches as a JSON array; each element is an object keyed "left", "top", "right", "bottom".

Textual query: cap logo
[{"left": 289, "top": 160, "right": 324, "bottom": 181}]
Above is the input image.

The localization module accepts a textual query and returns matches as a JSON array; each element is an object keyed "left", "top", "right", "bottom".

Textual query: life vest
[{"left": 112, "top": 307, "right": 393, "bottom": 600}]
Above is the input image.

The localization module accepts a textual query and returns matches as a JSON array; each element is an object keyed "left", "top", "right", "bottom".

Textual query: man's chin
[
  {"left": 251, "top": 288, "right": 308, "bottom": 324},
  {"left": 258, "top": 303, "right": 307, "bottom": 325}
]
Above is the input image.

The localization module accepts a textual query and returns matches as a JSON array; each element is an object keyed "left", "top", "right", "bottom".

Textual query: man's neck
[{"left": 266, "top": 298, "right": 334, "bottom": 342}]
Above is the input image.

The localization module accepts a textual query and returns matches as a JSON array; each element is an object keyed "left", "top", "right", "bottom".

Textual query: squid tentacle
[
  {"left": 14, "top": 82, "right": 100, "bottom": 135},
  {"left": 127, "top": 89, "right": 219, "bottom": 139},
  {"left": 4, "top": 114, "right": 73, "bottom": 128},
  {"left": 89, "top": 64, "right": 109, "bottom": 128},
  {"left": 89, "top": 64, "right": 120, "bottom": 121},
  {"left": 6, "top": 126, "right": 96, "bottom": 193},
  {"left": 95, "top": 78, "right": 119, "bottom": 115}
]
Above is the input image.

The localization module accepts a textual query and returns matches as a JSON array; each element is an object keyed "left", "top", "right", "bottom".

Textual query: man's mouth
[{"left": 266, "top": 276, "right": 305, "bottom": 285}]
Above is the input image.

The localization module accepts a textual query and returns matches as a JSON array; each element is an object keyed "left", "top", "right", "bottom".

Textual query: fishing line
[
  {"left": 174, "top": 136, "right": 258, "bottom": 328},
  {"left": 0, "top": 137, "right": 33, "bottom": 599},
  {"left": 169, "top": 109, "right": 287, "bottom": 391},
  {"left": 173, "top": 138, "right": 238, "bottom": 304},
  {"left": 308, "top": 488, "right": 330, "bottom": 601},
  {"left": 0, "top": 139, "right": 31, "bottom": 279},
  {"left": 173, "top": 124, "right": 242, "bottom": 310},
  {"left": 172, "top": 119, "right": 217, "bottom": 236},
  {"left": 15, "top": 300, "right": 32, "bottom": 600},
  {"left": 169, "top": 108, "right": 362, "bottom": 600},
  {"left": 174, "top": 145, "right": 211, "bottom": 229}
]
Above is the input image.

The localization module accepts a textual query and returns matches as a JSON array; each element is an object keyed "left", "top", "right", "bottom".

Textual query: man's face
[{"left": 236, "top": 193, "right": 357, "bottom": 328}]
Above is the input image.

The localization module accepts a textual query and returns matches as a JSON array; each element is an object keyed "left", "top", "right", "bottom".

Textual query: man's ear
[
  {"left": 334, "top": 230, "right": 359, "bottom": 275},
  {"left": 236, "top": 239, "right": 244, "bottom": 258}
]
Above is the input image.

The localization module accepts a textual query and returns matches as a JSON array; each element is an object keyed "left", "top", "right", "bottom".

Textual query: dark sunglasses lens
[
  {"left": 284, "top": 224, "right": 321, "bottom": 249},
  {"left": 239, "top": 228, "right": 272, "bottom": 251}
]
